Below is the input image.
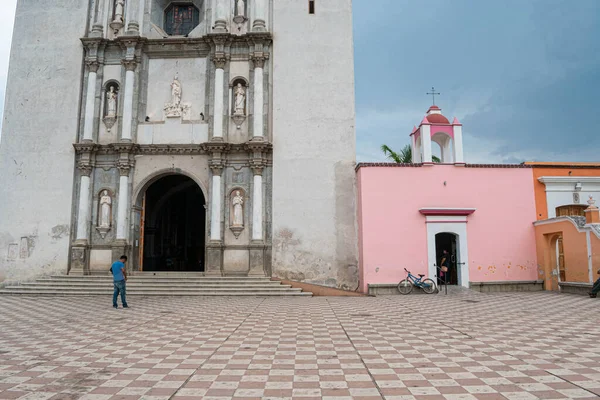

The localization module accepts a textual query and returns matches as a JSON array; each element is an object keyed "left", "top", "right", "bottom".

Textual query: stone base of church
[
  {"left": 206, "top": 244, "right": 223, "bottom": 275},
  {"left": 69, "top": 245, "right": 89, "bottom": 276}
]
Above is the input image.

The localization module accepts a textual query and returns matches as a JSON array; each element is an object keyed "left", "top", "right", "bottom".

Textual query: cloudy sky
[{"left": 1, "top": 0, "right": 599, "bottom": 163}]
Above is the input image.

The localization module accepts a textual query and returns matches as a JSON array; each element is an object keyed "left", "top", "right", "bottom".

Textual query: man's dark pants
[
  {"left": 113, "top": 280, "right": 128, "bottom": 307},
  {"left": 591, "top": 278, "right": 600, "bottom": 297}
]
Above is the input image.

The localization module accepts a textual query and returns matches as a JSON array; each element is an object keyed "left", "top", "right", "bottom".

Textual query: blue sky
[{"left": 1, "top": 0, "right": 599, "bottom": 163}]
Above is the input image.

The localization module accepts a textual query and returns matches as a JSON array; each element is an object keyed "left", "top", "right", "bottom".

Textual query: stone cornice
[
  {"left": 538, "top": 176, "right": 600, "bottom": 184},
  {"left": 73, "top": 143, "right": 100, "bottom": 153},
  {"left": 72, "top": 142, "right": 273, "bottom": 156},
  {"left": 86, "top": 33, "right": 271, "bottom": 60}
]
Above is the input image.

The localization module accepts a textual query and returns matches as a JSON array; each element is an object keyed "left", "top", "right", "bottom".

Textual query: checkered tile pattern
[{"left": 0, "top": 292, "right": 599, "bottom": 399}]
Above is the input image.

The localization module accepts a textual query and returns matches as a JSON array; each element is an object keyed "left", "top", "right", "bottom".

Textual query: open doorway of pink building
[{"left": 435, "top": 232, "right": 459, "bottom": 285}]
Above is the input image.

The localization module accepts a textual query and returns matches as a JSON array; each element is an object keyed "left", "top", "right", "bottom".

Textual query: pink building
[{"left": 357, "top": 106, "right": 539, "bottom": 294}]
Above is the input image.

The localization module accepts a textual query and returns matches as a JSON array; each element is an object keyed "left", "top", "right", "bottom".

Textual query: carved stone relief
[
  {"left": 7, "top": 243, "right": 18, "bottom": 261},
  {"left": 19, "top": 237, "right": 29, "bottom": 259}
]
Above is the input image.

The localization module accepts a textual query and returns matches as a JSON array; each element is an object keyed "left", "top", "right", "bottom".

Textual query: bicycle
[{"left": 397, "top": 268, "right": 437, "bottom": 294}]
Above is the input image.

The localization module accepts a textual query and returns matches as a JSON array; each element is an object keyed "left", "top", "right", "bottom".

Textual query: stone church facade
[{"left": 0, "top": 0, "right": 358, "bottom": 289}]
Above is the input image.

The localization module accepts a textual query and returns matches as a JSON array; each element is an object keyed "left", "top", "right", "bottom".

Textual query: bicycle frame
[{"left": 404, "top": 268, "right": 426, "bottom": 288}]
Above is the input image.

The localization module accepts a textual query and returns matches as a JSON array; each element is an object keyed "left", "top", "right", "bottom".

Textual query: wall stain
[{"left": 50, "top": 225, "right": 70, "bottom": 241}]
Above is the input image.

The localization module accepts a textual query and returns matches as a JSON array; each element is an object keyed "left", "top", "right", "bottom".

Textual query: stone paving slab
[{"left": 0, "top": 292, "right": 599, "bottom": 399}]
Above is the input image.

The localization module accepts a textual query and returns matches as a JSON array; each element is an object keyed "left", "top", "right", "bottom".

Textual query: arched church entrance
[
  {"left": 140, "top": 174, "right": 206, "bottom": 272},
  {"left": 435, "top": 232, "right": 459, "bottom": 285}
]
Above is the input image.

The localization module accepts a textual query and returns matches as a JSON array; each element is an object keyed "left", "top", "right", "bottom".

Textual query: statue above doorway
[{"left": 163, "top": 75, "right": 192, "bottom": 120}]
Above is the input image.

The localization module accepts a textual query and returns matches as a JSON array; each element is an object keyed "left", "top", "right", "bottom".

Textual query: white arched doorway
[
  {"left": 421, "top": 207, "right": 475, "bottom": 287},
  {"left": 132, "top": 172, "right": 208, "bottom": 272}
]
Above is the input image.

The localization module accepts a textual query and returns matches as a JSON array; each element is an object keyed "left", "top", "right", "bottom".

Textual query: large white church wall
[
  {"left": 137, "top": 120, "right": 209, "bottom": 144},
  {"left": 0, "top": 0, "right": 89, "bottom": 284},
  {"left": 271, "top": 0, "right": 359, "bottom": 289},
  {"left": 146, "top": 58, "right": 207, "bottom": 122}
]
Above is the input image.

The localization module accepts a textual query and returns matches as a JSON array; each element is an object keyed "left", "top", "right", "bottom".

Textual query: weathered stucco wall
[
  {"left": 271, "top": 0, "right": 358, "bottom": 289},
  {"left": 357, "top": 165, "right": 538, "bottom": 292},
  {"left": 0, "top": 0, "right": 88, "bottom": 283}
]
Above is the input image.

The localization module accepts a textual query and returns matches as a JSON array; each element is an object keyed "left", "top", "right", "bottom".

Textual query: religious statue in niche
[
  {"left": 110, "top": 0, "right": 125, "bottom": 33},
  {"left": 231, "top": 81, "right": 247, "bottom": 128},
  {"left": 229, "top": 189, "right": 245, "bottom": 238},
  {"left": 236, "top": 0, "right": 245, "bottom": 17},
  {"left": 233, "top": 0, "right": 247, "bottom": 31},
  {"left": 96, "top": 190, "right": 112, "bottom": 238},
  {"left": 164, "top": 74, "right": 191, "bottom": 119},
  {"left": 106, "top": 86, "right": 118, "bottom": 117},
  {"left": 234, "top": 83, "right": 246, "bottom": 116},
  {"left": 103, "top": 84, "right": 119, "bottom": 130}
]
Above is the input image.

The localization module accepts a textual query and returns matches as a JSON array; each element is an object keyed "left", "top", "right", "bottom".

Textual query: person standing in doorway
[
  {"left": 111, "top": 255, "right": 128, "bottom": 309},
  {"left": 440, "top": 250, "right": 450, "bottom": 285}
]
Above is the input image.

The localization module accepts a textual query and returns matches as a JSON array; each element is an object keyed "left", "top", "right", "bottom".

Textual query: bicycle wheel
[
  {"left": 397, "top": 279, "right": 413, "bottom": 294},
  {"left": 421, "top": 278, "right": 437, "bottom": 294}
]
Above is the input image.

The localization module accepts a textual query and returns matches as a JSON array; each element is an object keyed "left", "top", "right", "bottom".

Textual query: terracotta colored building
[{"left": 528, "top": 163, "right": 600, "bottom": 293}]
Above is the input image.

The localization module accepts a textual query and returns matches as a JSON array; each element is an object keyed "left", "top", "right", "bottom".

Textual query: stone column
[
  {"left": 212, "top": 55, "right": 227, "bottom": 140},
  {"left": 82, "top": 62, "right": 99, "bottom": 142},
  {"left": 137, "top": 0, "right": 145, "bottom": 31},
  {"left": 253, "top": 0, "right": 267, "bottom": 31},
  {"left": 116, "top": 164, "right": 131, "bottom": 241},
  {"left": 252, "top": 55, "right": 266, "bottom": 140},
  {"left": 121, "top": 60, "right": 137, "bottom": 141},
  {"left": 252, "top": 168, "right": 263, "bottom": 240},
  {"left": 74, "top": 164, "right": 93, "bottom": 245},
  {"left": 214, "top": 0, "right": 227, "bottom": 32},
  {"left": 210, "top": 166, "right": 223, "bottom": 241}
]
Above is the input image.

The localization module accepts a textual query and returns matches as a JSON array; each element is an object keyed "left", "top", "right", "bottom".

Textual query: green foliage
[{"left": 381, "top": 144, "right": 441, "bottom": 163}]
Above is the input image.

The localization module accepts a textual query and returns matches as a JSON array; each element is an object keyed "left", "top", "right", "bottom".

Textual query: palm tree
[{"left": 381, "top": 144, "right": 441, "bottom": 163}]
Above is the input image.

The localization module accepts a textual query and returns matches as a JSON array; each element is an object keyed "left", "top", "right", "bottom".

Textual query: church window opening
[
  {"left": 309, "top": 0, "right": 315, "bottom": 14},
  {"left": 165, "top": 3, "right": 200, "bottom": 36}
]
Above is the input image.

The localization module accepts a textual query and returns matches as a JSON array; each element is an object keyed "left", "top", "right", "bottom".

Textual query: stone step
[
  {"left": 5, "top": 285, "right": 300, "bottom": 292},
  {"left": 0, "top": 290, "right": 312, "bottom": 296},
  {"left": 0, "top": 274, "right": 312, "bottom": 297},
  {"left": 35, "top": 279, "right": 284, "bottom": 286},
  {"left": 42, "top": 279, "right": 276, "bottom": 285},
  {"left": 4, "top": 285, "right": 302, "bottom": 293},
  {"left": 53, "top": 275, "right": 272, "bottom": 280}
]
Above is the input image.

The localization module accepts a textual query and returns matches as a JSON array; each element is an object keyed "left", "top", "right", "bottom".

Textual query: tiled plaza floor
[{"left": 0, "top": 292, "right": 599, "bottom": 400}]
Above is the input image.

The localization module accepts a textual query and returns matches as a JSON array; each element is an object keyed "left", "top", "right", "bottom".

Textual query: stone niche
[
  {"left": 139, "top": 58, "right": 208, "bottom": 144},
  {"left": 99, "top": 65, "right": 123, "bottom": 144}
]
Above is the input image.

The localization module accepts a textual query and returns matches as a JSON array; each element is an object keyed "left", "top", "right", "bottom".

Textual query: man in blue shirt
[{"left": 110, "top": 255, "right": 128, "bottom": 309}]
